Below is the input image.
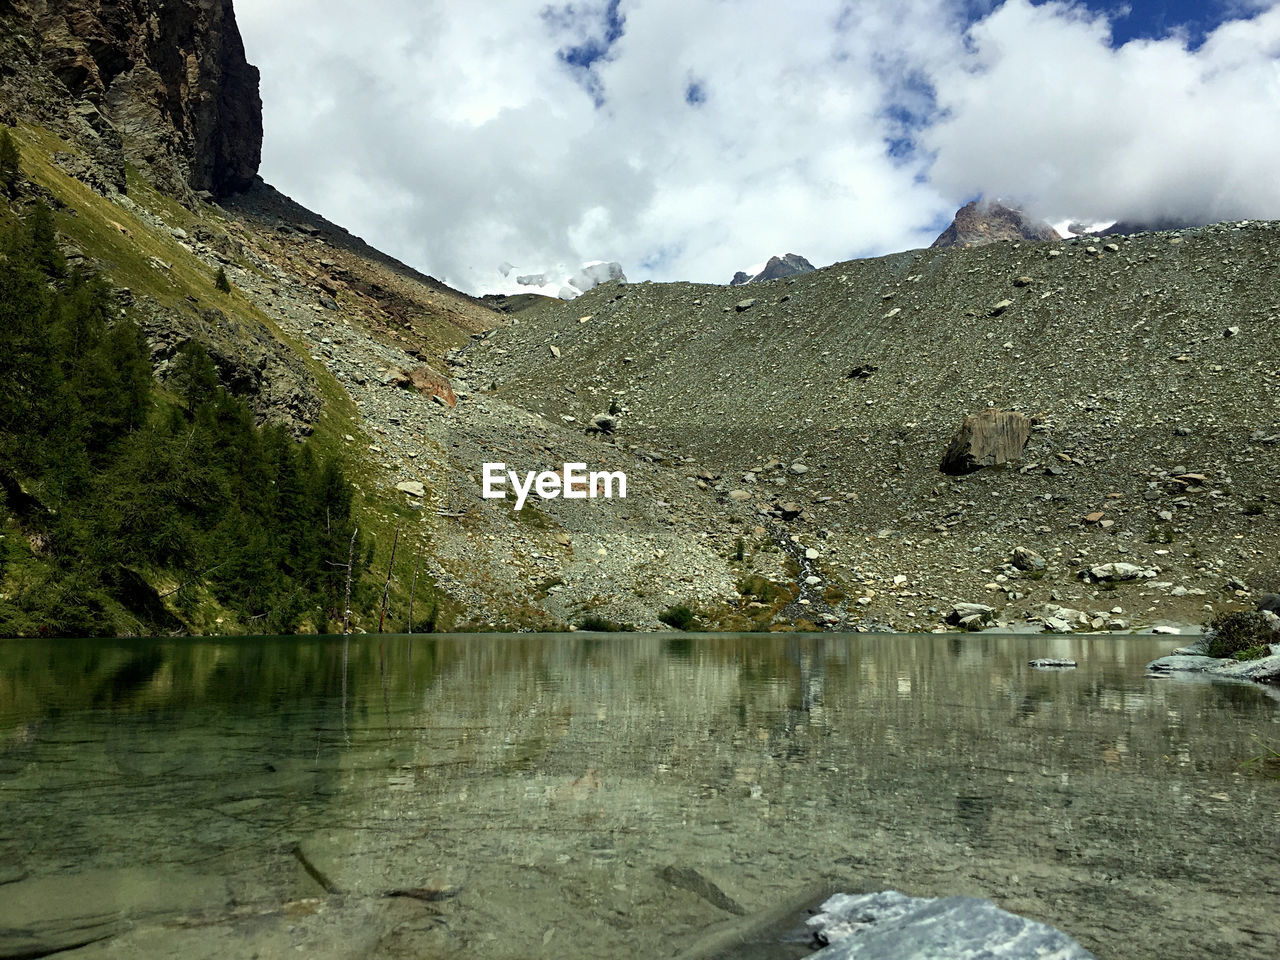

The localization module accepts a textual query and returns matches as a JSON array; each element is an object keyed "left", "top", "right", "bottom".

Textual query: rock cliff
[{"left": 0, "top": 0, "right": 261, "bottom": 198}]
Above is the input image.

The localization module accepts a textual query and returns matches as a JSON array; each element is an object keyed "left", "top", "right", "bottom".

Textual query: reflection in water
[{"left": 0, "top": 633, "right": 1277, "bottom": 960}]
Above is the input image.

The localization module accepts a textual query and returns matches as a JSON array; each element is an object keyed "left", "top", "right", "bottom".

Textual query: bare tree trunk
[
  {"left": 407, "top": 542, "right": 422, "bottom": 633},
  {"left": 379, "top": 526, "right": 400, "bottom": 633},
  {"left": 341, "top": 527, "right": 358, "bottom": 636}
]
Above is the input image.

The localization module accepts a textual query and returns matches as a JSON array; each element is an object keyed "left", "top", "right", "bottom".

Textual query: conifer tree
[
  {"left": 27, "top": 201, "right": 64, "bottom": 278},
  {"left": 169, "top": 341, "right": 219, "bottom": 414},
  {"left": 0, "top": 128, "right": 19, "bottom": 197},
  {"left": 214, "top": 266, "right": 231, "bottom": 293}
]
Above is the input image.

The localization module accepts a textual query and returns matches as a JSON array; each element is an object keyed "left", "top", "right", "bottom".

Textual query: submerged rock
[
  {"left": 1146, "top": 651, "right": 1280, "bottom": 682},
  {"left": 806, "top": 890, "right": 1095, "bottom": 959}
]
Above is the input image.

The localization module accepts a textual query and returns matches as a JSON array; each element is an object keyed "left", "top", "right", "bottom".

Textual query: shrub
[
  {"left": 214, "top": 267, "right": 232, "bottom": 293},
  {"left": 658, "top": 604, "right": 695, "bottom": 630},
  {"left": 577, "top": 614, "right": 634, "bottom": 632},
  {"left": 1205, "top": 611, "right": 1275, "bottom": 660},
  {"left": 733, "top": 537, "right": 744, "bottom": 562},
  {"left": 738, "top": 575, "right": 788, "bottom": 605}
]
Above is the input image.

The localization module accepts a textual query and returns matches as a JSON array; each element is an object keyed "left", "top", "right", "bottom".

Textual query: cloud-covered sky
[{"left": 234, "top": 0, "right": 1280, "bottom": 294}]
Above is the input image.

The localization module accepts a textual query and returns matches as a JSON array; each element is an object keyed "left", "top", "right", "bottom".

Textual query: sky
[{"left": 233, "top": 0, "right": 1280, "bottom": 295}]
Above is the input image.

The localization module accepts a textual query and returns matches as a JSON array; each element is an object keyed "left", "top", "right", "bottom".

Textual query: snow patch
[{"left": 491, "top": 260, "right": 626, "bottom": 300}]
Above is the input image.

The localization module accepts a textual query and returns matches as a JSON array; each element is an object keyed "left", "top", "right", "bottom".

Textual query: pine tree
[
  {"left": 27, "top": 201, "right": 64, "bottom": 278},
  {"left": 168, "top": 341, "right": 219, "bottom": 415},
  {"left": 214, "top": 266, "right": 231, "bottom": 293},
  {"left": 0, "top": 128, "right": 19, "bottom": 197}
]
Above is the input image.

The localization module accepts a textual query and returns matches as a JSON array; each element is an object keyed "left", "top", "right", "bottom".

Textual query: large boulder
[
  {"left": 400, "top": 365, "right": 456, "bottom": 407},
  {"left": 1011, "top": 546, "right": 1046, "bottom": 572},
  {"left": 946, "top": 602, "right": 996, "bottom": 630},
  {"left": 1081, "top": 562, "right": 1157, "bottom": 583},
  {"left": 939, "top": 410, "right": 1031, "bottom": 475}
]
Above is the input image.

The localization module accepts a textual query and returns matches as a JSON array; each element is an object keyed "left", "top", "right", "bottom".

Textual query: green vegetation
[
  {"left": 214, "top": 265, "right": 232, "bottom": 293},
  {"left": 576, "top": 614, "right": 635, "bottom": 632},
  {"left": 0, "top": 121, "right": 456, "bottom": 636},
  {"left": 0, "top": 205, "right": 362, "bottom": 637},
  {"left": 733, "top": 536, "right": 744, "bottom": 562},
  {"left": 1243, "top": 735, "right": 1280, "bottom": 780},
  {"left": 737, "top": 575, "right": 788, "bottom": 605},
  {"left": 1205, "top": 611, "right": 1276, "bottom": 660},
  {"left": 0, "top": 128, "right": 18, "bottom": 197},
  {"left": 658, "top": 604, "right": 696, "bottom": 630}
]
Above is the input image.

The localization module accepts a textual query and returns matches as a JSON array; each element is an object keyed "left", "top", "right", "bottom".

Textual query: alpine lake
[{"left": 1, "top": 632, "right": 1277, "bottom": 959}]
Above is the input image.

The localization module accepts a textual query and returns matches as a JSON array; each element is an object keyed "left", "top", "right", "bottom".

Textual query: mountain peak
[
  {"left": 730, "top": 253, "right": 815, "bottom": 286},
  {"left": 931, "top": 200, "right": 1059, "bottom": 249}
]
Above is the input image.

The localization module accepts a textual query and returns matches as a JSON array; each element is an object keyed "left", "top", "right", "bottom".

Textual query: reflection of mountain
[{"left": 3, "top": 635, "right": 1276, "bottom": 959}]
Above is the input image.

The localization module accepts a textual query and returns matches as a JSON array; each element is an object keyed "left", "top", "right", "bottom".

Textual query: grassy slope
[{"left": 7, "top": 123, "right": 455, "bottom": 634}]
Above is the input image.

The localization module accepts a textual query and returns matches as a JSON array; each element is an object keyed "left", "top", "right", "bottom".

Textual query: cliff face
[{"left": 0, "top": 0, "right": 261, "bottom": 198}]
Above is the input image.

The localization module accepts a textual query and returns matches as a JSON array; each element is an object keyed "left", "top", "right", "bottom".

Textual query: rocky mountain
[
  {"left": 469, "top": 220, "right": 1279, "bottom": 631},
  {"left": 932, "top": 199, "right": 1059, "bottom": 248},
  {"left": 731, "top": 252, "right": 815, "bottom": 285},
  {"left": 0, "top": 0, "right": 261, "bottom": 199},
  {"left": 2, "top": 0, "right": 1276, "bottom": 638}
]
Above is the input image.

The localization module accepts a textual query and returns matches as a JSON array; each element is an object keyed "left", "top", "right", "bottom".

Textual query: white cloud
[
  {"left": 924, "top": 0, "right": 1280, "bottom": 226},
  {"left": 233, "top": 0, "right": 1280, "bottom": 294}
]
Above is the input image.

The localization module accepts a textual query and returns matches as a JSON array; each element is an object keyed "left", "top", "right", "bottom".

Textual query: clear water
[{"left": 1, "top": 633, "right": 1277, "bottom": 959}]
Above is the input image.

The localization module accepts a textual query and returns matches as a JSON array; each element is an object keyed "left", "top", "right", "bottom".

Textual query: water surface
[{"left": 1, "top": 633, "right": 1277, "bottom": 958}]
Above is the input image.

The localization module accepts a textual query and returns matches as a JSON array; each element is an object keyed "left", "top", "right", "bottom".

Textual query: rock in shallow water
[
  {"left": 1147, "top": 651, "right": 1280, "bottom": 683},
  {"left": 807, "top": 890, "right": 1096, "bottom": 959}
]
